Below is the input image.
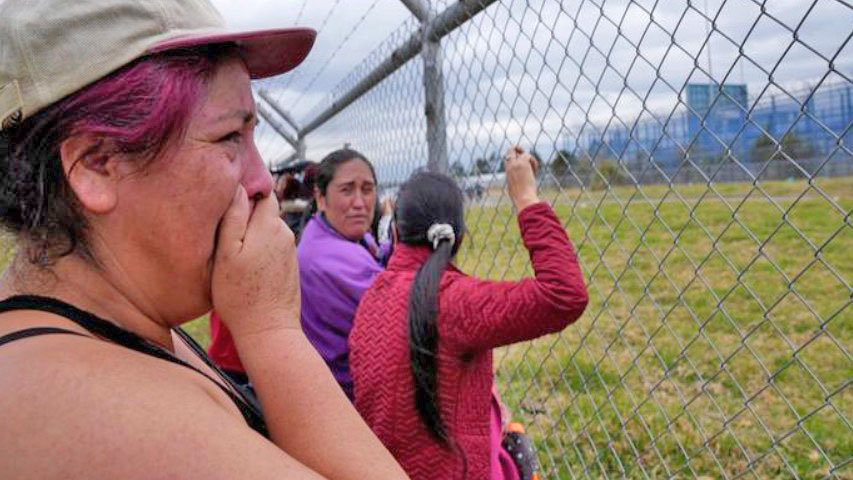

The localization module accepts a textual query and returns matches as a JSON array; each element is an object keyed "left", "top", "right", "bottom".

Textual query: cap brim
[{"left": 148, "top": 28, "right": 316, "bottom": 79}]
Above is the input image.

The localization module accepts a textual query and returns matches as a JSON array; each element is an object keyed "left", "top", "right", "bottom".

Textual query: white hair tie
[{"left": 427, "top": 223, "right": 455, "bottom": 250}]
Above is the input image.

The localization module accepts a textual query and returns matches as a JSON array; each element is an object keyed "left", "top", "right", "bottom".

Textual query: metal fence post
[
  {"left": 402, "top": 0, "right": 449, "bottom": 174},
  {"left": 422, "top": 21, "right": 449, "bottom": 174},
  {"left": 297, "top": 134, "right": 307, "bottom": 163}
]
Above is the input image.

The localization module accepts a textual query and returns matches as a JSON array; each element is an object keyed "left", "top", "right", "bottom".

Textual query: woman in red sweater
[{"left": 349, "top": 147, "right": 589, "bottom": 479}]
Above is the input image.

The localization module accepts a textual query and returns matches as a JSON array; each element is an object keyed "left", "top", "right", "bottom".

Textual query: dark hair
[
  {"left": 371, "top": 196, "right": 382, "bottom": 241},
  {"left": 297, "top": 162, "right": 320, "bottom": 235},
  {"left": 315, "top": 148, "right": 377, "bottom": 197},
  {"left": 302, "top": 161, "right": 319, "bottom": 194},
  {"left": 0, "top": 45, "right": 238, "bottom": 266},
  {"left": 280, "top": 175, "right": 303, "bottom": 201},
  {"left": 395, "top": 171, "right": 466, "bottom": 443}
]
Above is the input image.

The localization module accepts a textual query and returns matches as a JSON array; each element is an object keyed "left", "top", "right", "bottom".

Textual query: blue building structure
[
  {"left": 686, "top": 83, "right": 749, "bottom": 160},
  {"left": 569, "top": 81, "right": 853, "bottom": 171}
]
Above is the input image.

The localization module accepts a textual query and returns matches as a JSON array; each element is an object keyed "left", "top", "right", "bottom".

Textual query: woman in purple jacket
[{"left": 297, "top": 148, "right": 390, "bottom": 400}]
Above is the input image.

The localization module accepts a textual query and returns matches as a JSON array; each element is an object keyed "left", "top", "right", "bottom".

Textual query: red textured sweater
[{"left": 349, "top": 202, "right": 588, "bottom": 479}]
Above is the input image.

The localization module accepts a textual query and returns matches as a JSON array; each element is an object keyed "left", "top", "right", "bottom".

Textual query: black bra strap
[
  {"left": 0, "top": 295, "right": 268, "bottom": 438},
  {"left": 173, "top": 327, "right": 266, "bottom": 426},
  {"left": 0, "top": 295, "right": 158, "bottom": 354},
  {"left": 0, "top": 327, "right": 87, "bottom": 347}
]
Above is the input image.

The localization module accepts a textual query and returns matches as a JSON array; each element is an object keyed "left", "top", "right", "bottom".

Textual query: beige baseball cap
[{"left": 0, "top": 0, "right": 316, "bottom": 130}]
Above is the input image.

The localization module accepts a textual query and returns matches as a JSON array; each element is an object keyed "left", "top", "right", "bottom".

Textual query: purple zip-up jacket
[{"left": 297, "top": 215, "right": 387, "bottom": 400}]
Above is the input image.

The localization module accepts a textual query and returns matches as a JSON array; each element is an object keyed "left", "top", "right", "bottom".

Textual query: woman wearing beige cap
[{"left": 0, "top": 0, "right": 407, "bottom": 478}]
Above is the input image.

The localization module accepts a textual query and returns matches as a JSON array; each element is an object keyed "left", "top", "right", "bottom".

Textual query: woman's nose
[
  {"left": 352, "top": 191, "right": 367, "bottom": 209},
  {"left": 242, "top": 142, "right": 274, "bottom": 199}
]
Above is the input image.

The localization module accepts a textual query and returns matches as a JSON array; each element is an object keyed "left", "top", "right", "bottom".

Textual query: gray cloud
[{"left": 210, "top": 0, "right": 852, "bottom": 177}]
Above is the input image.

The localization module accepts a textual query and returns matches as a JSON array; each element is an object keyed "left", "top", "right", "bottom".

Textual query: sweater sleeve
[{"left": 441, "top": 202, "right": 588, "bottom": 352}]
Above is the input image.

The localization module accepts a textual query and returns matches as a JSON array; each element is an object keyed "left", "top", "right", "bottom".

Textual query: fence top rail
[
  {"left": 256, "top": 102, "right": 298, "bottom": 149},
  {"left": 398, "top": 0, "right": 429, "bottom": 23},
  {"left": 297, "top": 0, "right": 498, "bottom": 137},
  {"left": 258, "top": 89, "right": 301, "bottom": 133}
]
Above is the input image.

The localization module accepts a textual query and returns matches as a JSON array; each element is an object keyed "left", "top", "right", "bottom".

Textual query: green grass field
[
  {"left": 460, "top": 177, "right": 851, "bottom": 479},
  {"left": 1, "top": 177, "right": 849, "bottom": 479}
]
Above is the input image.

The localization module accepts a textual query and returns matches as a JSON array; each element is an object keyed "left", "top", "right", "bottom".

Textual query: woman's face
[
  {"left": 316, "top": 159, "right": 376, "bottom": 241},
  {"left": 104, "top": 57, "right": 273, "bottom": 322}
]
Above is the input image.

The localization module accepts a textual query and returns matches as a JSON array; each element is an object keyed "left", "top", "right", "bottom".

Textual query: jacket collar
[
  {"left": 312, "top": 213, "right": 378, "bottom": 251},
  {"left": 314, "top": 213, "right": 351, "bottom": 242},
  {"left": 387, "top": 243, "right": 462, "bottom": 274}
]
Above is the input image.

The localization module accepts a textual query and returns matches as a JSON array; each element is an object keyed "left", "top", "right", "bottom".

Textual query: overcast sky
[{"left": 209, "top": 0, "right": 852, "bottom": 179}]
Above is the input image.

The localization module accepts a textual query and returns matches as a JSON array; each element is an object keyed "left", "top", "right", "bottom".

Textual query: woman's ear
[
  {"left": 59, "top": 134, "right": 120, "bottom": 214},
  {"left": 313, "top": 186, "right": 326, "bottom": 213}
]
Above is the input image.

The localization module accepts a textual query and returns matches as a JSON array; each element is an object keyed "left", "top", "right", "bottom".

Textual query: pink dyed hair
[
  {"left": 2, "top": 45, "right": 239, "bottom": 265},
  {"left": 53, "top": 47, "right": 232, "bottom": 162}
]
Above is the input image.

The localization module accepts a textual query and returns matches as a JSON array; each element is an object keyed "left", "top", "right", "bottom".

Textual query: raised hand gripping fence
[{"left": 257, "top": 1, "right": 852, "bottom": 478}]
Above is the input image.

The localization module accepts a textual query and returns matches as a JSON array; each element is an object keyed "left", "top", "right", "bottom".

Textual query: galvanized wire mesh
[
  {"left": 260, "top": 0, "right": 852, "bottom": 477},
  {"left": 290, "top": 15, "right": 428, "bottom": 185}
]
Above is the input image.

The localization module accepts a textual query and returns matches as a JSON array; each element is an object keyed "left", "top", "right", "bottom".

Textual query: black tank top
[{"left": 0, "top": 295, "right": 268, "bottom": 438}]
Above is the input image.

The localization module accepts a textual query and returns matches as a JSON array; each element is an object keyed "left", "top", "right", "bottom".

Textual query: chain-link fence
[{"left": 257, "top": 0, "right": 852, "bottom": 477}]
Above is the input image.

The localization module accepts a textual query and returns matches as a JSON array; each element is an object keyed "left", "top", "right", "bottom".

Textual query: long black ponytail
[{"left": 395, "top": 171, "right": 466, "bottom": 444}]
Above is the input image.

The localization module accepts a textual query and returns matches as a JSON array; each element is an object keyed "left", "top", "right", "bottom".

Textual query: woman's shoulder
[
  {"left": 299, "top": 223, "right": 371, "bottom": 260},
  {"left": 0, "top": 324, "right": 266, "bottom": 478},
  {"left": 299, "top": 240, "right": 381, "bottom": 282},
  {"left": 357, "top": 269, "right": 398, "bottom": 300},
  {"left": 437, "top": 264, "right": 471, "bottom": 288},
  {"left": 0, "top": 320, "right": 240, "bottom": 414},
  {"left": 0, "top": 308, "right": 243, "bottom": 431}
]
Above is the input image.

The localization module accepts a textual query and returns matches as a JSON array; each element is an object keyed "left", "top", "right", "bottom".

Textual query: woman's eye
[{"left": 218, "top": 132, "right": 241, "bottom": 143}]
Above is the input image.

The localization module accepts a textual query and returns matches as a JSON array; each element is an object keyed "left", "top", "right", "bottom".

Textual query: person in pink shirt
[{"left": 349, "top": 147, "right": 589, "bottom": 479}]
